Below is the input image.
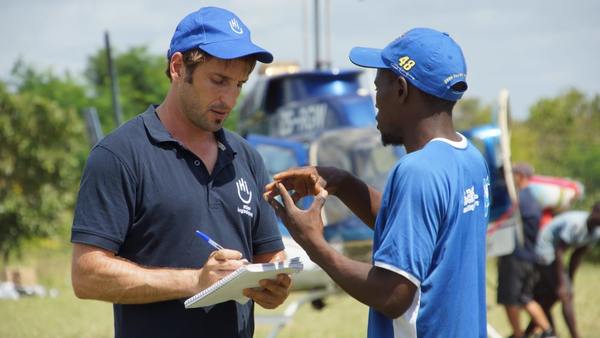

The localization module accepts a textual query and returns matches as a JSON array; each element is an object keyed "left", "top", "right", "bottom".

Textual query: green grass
[
  {"left": 1, "top": 239, "right": 599, "bottom": 337},
  {"left": 0, "top": 239, "right": 113, "bottom": 338}
]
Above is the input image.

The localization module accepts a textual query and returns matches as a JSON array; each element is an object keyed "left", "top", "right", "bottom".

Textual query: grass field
[{"left": 1, "top": 239, "right": 599, "bottom": 337}]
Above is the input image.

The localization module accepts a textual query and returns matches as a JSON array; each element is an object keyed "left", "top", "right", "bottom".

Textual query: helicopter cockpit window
[
  {"left": 254, "top": 144, "right": 298, "bottom": 178},
  {"left": 314, "top": 128, "right": 403, "bottom": 225}
]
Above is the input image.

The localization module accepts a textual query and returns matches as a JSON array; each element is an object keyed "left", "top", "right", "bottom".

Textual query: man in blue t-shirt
[
  {"left": 264, "top": 28, "right": 490, "bottom": 337},
  {"left": 70, "top": 7, "right": 290, "bottom": 338}
]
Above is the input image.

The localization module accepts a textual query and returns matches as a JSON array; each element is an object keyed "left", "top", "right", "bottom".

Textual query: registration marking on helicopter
[{"left": 272, "top": 103, "right": 328, "bottom": 137}]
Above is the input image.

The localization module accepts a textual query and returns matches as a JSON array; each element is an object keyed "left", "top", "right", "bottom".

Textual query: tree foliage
[
  {"left": 453, "top": 97, "right": 493, "bottom": 131},
  {"left": 11, "top": 60, "right": 90, "bottom": 113},
  {"left": 85, "top": 46, "right": 170, "bottom": 131},
  {"left": 512, "top": 89, "right": 600, "bottom": 206},
  {"left": 454, "top": 89, "right": 599, "bottom": 209},
  {"left": 0, "top": 82, "right": 87, "bottom": 262}
]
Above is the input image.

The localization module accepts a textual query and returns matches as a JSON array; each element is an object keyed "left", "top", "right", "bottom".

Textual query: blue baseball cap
[
  {"left": 167, "top": 7, "right": 273, "bottom": 63},
  {"left": 349, "top": 28, "right": 467, "bottom": 101}
]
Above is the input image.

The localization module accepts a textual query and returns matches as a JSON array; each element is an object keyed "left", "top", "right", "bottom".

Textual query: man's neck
[
  {"left": 156, "top": 97, "right": 215, "bottom": 147},
  {"left": 403, "top": 113, "right": 458, "bottom": 153}
]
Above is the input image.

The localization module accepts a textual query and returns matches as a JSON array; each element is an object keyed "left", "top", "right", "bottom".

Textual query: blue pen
[{"left": 195, "top": 230, "right": 225, "bottom": 251}]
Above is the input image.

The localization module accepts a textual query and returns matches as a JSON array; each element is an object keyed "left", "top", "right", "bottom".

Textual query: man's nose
[{"left": 220, "top": 86, "right": 241, "bottom": 111}]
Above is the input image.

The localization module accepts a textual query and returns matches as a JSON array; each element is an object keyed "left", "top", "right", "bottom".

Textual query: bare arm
[
  {"left": 309, "top": 237, "right": 416, "bottom": 318},
  {"left": 568, "top": 245, "right": 588, "bottom": 282},
  {"left": 71, "top": 243, "right": 245, "bottom": 304},
  {"left": 554, "top": 241, "right": 580, "bottom": 338},
  {"left": 266, "top": 166, "right": 382, "bottom": 229},
  {"left": 268, "top": 183, "right": 416, "bottom": 318},
  {"left": 554, "top": 242, "right": 566, "bottom": 286}
]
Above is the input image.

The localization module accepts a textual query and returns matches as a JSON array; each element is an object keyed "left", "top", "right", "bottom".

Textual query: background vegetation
[{"left": 0, "top": 46, "right": 598, "bottom": 336}]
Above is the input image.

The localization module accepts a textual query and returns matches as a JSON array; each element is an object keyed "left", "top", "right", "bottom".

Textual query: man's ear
[
  {"left": 169, "top": 52, "right": 184, "bottom": 81},
  {"left": 396, "top": 76, "right": 409, "bottom": 103}
]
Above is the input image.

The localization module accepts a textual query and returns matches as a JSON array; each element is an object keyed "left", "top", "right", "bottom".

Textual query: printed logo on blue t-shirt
[
  {"left": 483, "top": 176, "right": 490, "bottom": 217},
  {"left": 463, "top": 185, "right": 480, "bottom": 213}
]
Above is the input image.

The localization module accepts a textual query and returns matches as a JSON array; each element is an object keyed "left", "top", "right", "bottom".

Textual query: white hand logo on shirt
[{"left": 236, "top": 178, "right": 252, "bottom": 204}]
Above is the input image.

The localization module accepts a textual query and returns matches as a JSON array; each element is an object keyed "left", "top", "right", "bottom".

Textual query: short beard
[
  {"left": 181, "top": 106, "right": 223, "bottom": 133},
  {"left": 381, "top": 134, "right": 402, "bottom": 146}
]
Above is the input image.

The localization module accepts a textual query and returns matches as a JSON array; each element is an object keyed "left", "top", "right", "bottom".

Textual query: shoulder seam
[{"left": 95, "top": 144, "right": 139, "bottom": 187}]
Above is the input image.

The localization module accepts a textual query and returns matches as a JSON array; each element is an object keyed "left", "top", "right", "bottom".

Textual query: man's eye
[{"left": 211, "top": 77, "right": 225, "bottom": 85}]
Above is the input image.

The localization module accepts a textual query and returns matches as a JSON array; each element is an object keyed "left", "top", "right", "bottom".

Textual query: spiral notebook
[{"left": 184, "top": 257, "right": 303, "bottom": 308}]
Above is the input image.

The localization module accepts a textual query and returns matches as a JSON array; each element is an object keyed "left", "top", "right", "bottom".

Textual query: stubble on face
[
  {"left": 177, "top": 58, "right": 251, "bottom": 132},
  {"left": 179, "top": 92, "right": 224, "bottom": 132}
]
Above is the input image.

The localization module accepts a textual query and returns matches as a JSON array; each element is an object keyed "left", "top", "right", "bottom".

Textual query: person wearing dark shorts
[
  {"left": 497, "top": 164, "right": 555, "bottom": 338},
  {"left": 497, "top": 254, "right": 538, "bottom": 306},
  {"left": 533, "top": 262, "right": 570, "bottom": 304}
]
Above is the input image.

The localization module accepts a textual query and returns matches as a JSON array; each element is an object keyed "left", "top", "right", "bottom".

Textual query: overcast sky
[{"left": 1, "top": 0, "right": 599, "bottom": 119}]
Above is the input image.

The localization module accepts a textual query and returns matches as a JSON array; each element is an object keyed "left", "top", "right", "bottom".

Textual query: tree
[
  {"left": 453, "top": 97, "right": 493, "bottom": 131},
  {"left": 85, "top": 46, "right": 170, "bottom": 132},
  {"left": 514, "top": 89, "right": 600, "bottom": 205},
  {"left": 10, "top": 60, "right": 90, "bottom": 113},
  {"left": 0, "top": 82, "right": 87, "bottom": 263}
]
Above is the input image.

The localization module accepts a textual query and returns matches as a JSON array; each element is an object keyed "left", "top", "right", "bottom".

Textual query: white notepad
[{"left": 184, "top": 257, "right": 303, "bottom": 308}]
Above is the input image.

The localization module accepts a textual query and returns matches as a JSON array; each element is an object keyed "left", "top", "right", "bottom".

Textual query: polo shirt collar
[
  {"left": 142, "top": 105, "right": 236, "bottom": 159},
  {"left": 142, "top": 105, "right": 177, "bottom": 144},
  {"left": 214, "top": 128, "right": 236, "bottom": 159}
]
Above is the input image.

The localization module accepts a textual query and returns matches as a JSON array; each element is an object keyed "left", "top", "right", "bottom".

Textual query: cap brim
[
  {"left": 349, "top": 47, "right": 387, "bottom": 69},
  {"left": 200, "top": 39, "right": 273, "bottom": 64}
]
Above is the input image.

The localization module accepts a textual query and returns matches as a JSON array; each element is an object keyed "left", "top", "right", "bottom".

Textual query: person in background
[
  {"left": 70, "top": 7, "right": 290, "bottom": 338},
  {"left": 497, "top": 163, "right": 555, "bottom": 338},
  {"left": 266, "top": 28, "right": 490, "bottom": 337},
  {"left": 526, "top": 201, "right": 600, "bottom": 338}
]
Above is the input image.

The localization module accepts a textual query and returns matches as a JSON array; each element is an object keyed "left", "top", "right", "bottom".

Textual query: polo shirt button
[{"left": 194, "top": 160, "right": 201, "bottom": 166}]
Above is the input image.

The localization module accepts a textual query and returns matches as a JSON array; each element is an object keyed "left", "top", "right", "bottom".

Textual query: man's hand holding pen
[{"left": 193, "top": 230, "right": 291, "bottom": 308}]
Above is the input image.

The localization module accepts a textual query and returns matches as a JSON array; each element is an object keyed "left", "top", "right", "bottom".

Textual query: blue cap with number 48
[{"left": 349, "top": 27, "right": 467, "bottom": 102}]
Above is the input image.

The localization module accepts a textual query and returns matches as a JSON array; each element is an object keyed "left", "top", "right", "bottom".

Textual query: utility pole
[
  {"left": 104, "top": 31, "right": 123, "bottom": 126},
  {"left": 83, "top": 107, "right": 104, "bottom": 146},
  {"left": 314, "top": 0, "right": 322, "bottom": 70},
  {"left": 312, "top": 0, "right": 331, "bottom": 70}
]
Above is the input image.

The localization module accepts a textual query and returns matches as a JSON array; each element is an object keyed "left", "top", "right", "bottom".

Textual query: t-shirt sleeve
[
  {"left": 249, "top": 150, "right": 284, "bottom": 255},
  {"left": 71, "top": 145, "right": 136, "bottom": 253},
  {"left": 558, "top": 219, "right": 578, "bottom": 245},
  {"left": 373, "top": 162, "right": 444, "bottom": 286}
]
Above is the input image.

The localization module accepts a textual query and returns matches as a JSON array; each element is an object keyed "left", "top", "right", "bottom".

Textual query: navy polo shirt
[{"left": 71, "top": 105, "right": 284, "bottom": 338}]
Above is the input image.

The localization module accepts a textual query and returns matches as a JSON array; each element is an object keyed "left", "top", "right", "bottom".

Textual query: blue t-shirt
[
  {"left": 71, "top": 106, "right": 283, "bottom": 338},
  {"left": 368, "top": 135, "right": 490, "bottom": 338}
]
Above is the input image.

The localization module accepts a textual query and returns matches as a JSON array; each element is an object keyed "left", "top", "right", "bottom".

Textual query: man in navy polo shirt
[
  {"left": 70, "top": 7, "right": 290, "bottom": 338},
  {"left": 265, "top": 28, "right": 490, "bottom": 337}
]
